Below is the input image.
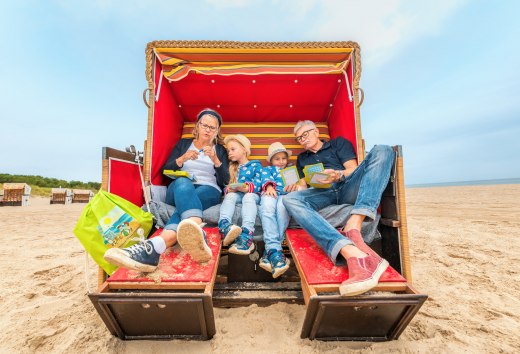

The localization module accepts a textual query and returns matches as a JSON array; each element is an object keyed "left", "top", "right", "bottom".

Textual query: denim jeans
[
  {"left": 219, "top": 192, "right": 260, "bottom": 232},
  {"left": 259, "top": 195, "right": 290, "bottom": 252},
  {"left": 164, "top": 177, "right": 222, "bottom": 232},
  {"left": 283, "top": 145, "right": 394, "bottom": 264}
]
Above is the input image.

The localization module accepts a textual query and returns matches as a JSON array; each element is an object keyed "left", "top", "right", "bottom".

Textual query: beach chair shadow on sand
[{"left": 88, "top": 40, "right": 427, "bottom": 341}]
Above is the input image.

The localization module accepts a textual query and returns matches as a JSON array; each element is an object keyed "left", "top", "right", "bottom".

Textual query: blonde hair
[
  {"left": 228, "top": 161, "right": 239, "bottom": 184},
  {"left": 226, "top": 138, "right": 248, "bottom": 183}
]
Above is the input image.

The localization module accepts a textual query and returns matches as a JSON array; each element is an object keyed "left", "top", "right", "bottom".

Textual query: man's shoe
[
  {"left": 259, "top": 251, "right": 272, "bottom": 273},
  {"left": 339, "top": 255, "right": 389, "bottom": 296},
  {"left": 228, "top": 234, "right": 255, "bottom": 255},
  {"left": 177, "top": 219, "right": 212, "bottom": 263},
  {"left": 342, "top": 229, "right": 382, "bottom": 261},
  {"left": 218, "top": 220, "right": 242, "bottom": 246},
  {"left": 104, "top": 240, "right": 160, "bottom": 273},
  {"left": 268, "top": 249, "right": 290, "bottom": 279}
]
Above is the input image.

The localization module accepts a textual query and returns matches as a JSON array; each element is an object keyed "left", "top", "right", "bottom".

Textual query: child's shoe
[
  {"left": 268, "top": 249, "right": 291, "bottom": 278},
  {"left": 259, "top": 251, "right": 272, "bottom": 273},
  {"left": 218, "top": 219, "right": 242, "bottom": 246},
  {"left": 177, "top": 219, "right": 212, "bottom": 263},
  {"left": 228, "top": 228, "right": 255, "bottom": 255}
]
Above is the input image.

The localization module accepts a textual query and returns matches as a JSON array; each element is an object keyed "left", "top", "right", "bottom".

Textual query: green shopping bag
[{"left": 73, "top": 190, "right": 153, "bottom": 275}]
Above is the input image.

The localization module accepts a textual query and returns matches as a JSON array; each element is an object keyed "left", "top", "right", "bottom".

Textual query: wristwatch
[{"left": 336, "top": 170, "right": 345, "bottom": 182}]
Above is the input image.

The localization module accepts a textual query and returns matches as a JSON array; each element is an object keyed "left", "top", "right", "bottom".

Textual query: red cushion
[
  {"left": 108, "top": 228, "right": 221, "bottom": 283},
  {"left": 286, "top": 229, "right": 406, "bottom": 285}
]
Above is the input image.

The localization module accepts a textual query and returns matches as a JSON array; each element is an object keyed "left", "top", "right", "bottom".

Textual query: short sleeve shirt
[{"left": 296, "top": 137, "right": 357, "bottom": 177}]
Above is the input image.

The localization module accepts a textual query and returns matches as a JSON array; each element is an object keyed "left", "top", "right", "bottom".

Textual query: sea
[{"left": 407, "top": 178, "right": 520, "bottom": 188}]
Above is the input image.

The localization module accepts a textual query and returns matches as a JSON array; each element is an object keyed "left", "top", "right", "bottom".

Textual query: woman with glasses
[{"left": 104, "top": 108, "right": 229, "bottom": 273}]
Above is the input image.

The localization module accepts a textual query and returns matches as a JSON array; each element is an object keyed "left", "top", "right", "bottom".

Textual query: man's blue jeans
[
  {"left": 283, "top": 145, "right": 394, "bottom": 264},
  {"left": 259, "top": 195, "right": 290, "bottom": 252},
  {"left": 163, "top": 177, "right": 221, "bottom": 232},
  {"left": 219, "top": 192, "right": 260, "bottom": 232}
]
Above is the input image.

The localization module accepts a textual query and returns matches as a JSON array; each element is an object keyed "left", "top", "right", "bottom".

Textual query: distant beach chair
[
  {"left": 50, "top": 188, "right": 72, "bottom": 204},
  {"left": 2, "top": 183, "right": 31, "bottom": 206},
  {"left": 72, "top": 189, "right": 94, "bottom": 203}
]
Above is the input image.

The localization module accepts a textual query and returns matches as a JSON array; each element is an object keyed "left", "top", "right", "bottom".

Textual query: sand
[{"left": 1, "top": 185, "right": 519, "bottom": 353}]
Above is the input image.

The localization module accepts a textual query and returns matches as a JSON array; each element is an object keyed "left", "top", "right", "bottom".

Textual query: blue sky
[{"left": 0, "top": 0, "right": 518, "bottom": 184}]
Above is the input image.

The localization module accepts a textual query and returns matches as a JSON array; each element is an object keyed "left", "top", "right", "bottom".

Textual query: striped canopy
[{"left": 154, "top": 47, "right": 353, "bottom": 81}]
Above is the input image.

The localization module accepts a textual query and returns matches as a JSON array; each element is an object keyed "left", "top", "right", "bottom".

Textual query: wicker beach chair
[
  {"left": 72, "top": 189, "right": 94, "bottom": 203},
  {"left": 2, "top": 183, "right": 31, "bottom": 206},
  {"left": 89, "top": 40, "right": 427, "bottom": 341},
  {"left": 50, "top": 188, "right": 72, "bottom": 204}
]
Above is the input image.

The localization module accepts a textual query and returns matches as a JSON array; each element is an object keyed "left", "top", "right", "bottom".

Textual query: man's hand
[
  {"left": 265, "top": 185, "right": 277, "bottom": 198},
  {"left": 318, "top": 169, "right": 340, "bottom": 184}
]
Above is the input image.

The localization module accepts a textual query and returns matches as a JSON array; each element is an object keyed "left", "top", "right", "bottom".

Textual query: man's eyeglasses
[
  {"left": 198, "top": 122, "right": 218, "bottom": 132},
  {"left": 295, "top": 128, "right": 315, "bottom": 143}
]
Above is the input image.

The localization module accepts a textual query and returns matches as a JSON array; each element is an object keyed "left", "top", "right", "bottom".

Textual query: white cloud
[{"left": 301, "top": 0, "right": 467, "bottom": 67}]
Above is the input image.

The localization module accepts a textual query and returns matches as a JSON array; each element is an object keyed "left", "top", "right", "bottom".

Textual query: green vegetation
[{"left": 0, "top": 174, "right": 100, "bottom": 197}]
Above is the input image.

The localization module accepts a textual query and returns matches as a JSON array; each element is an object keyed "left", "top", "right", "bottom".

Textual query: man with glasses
[{"left": 283, "top": 120, "right": 395, "bottom": 296}]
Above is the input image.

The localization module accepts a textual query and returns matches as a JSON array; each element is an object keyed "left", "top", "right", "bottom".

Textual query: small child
[
  {"left": 258, "top": 142, "right": 292, "bottom": 278},
  {"left": 218, "top": 134, "right": 262, "bottom": 255}
]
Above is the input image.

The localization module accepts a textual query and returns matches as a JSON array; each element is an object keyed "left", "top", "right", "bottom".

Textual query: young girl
[
  {"left": 259, "top": 142, "right": 292, "bottom": 278},
  {"left": 218, "top": 134, "right": 262, "bottom": 255}
]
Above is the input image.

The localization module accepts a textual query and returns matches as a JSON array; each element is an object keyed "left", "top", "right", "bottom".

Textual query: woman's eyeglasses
[
  {"left": 198, "top": 122, "right": 218, "bottom": 132},
  {"left": 295, "top": 128, "right": 315, "bottom": 142}
]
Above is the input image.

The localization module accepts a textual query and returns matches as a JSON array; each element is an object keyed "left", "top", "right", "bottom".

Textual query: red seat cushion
[
  {"left": 108, "top": 228, "right": 221, "bottom": 283},
  {"left": 286, "top": 229, "right": 406, "bottom": 285}
]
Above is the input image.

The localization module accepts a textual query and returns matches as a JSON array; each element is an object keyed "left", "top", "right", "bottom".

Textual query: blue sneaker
[
  {"left": 228, "top": 229, "right": 255, "bottom": 255},
  {"left": 104, "top": 240, "right": 160, "bottom": 273},
  {"left": 218, "top": 219, "right": 242, "bottom": 246},
  {"left": 259, "top": 251, "right": 272, "bottom": 273},
  {"left": 177, "top": 219, "right": 212, "bottom": 263},
  {"left": 268, "top": 249, "right": 290, "bottom": 279}
]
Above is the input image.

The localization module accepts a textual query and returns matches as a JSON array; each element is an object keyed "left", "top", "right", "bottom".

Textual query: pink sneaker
[
  {"left": 342, "top": 229, "right": 381, "bottom": 261},
  {"left": 339, "top": 255, "right": 389, "bottom": 296}
]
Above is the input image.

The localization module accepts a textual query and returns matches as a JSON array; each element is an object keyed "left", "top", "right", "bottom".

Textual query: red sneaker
[
  {"left": 339, "top": 255, "right": 389, "bottom": 296},
  {"left": 342, "top": 229, "right": 381, "bottom": 261}
]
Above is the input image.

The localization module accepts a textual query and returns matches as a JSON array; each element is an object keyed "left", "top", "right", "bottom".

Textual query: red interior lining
[{"left": 108, "top": 159, "right": 144, "bottom": 207}]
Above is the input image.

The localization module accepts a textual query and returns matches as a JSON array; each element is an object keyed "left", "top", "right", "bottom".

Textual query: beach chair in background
[
  {"left": 88, "top": 40, "right": 427, "bottom": 341},
  {"left": 50, "top": 188, "right": 72, "bottom": 204},
  {"left": 2, "top": 183, "right": 31, "bottom": 206},
  {"left": 72, "top": 189, "right": 94, "bottom": 203}
]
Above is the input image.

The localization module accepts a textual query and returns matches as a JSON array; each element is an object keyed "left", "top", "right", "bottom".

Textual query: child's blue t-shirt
[
  {"left": 261, "top": 165, "right": 288, "bottom": 195},
  {"left": 234, "top": 160, "right": 263, "bottom": 193}
]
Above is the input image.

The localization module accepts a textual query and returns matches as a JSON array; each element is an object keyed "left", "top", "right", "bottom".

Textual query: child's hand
[
  {"left": 284, "top": 183, "right": 304, "bottom": 193},
  {"left": 265, "top": 185, "right": 277, "bottom": 198},
  {"left": 237, "top": 185, "right": 249, "bottom": 193}
]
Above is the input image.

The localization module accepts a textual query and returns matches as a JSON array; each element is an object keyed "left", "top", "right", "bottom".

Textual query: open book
[{"left": 163, "top": 170, "right": 197, "bottom": 181}]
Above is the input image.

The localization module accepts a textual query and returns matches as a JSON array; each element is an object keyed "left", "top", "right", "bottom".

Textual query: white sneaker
[{"left": 177, "top": 219, "right": 212, "bottom": 263}]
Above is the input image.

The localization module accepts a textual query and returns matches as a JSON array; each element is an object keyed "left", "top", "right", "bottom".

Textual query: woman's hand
[
  {"left": 176, "top": 150, "right": 199, "bottom": 167},
  {"left": 265, "top": 185, "right": 277, "bottom": 198},
  {"left": 202, "top": 145, "right": 221, "bottom": 166}
]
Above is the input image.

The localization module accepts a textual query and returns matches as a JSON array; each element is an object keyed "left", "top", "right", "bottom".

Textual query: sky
[{"left": 0, "top": 0, "right": 519, "bottom": 184}]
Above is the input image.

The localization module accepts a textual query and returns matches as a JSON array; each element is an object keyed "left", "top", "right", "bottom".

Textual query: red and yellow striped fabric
[{"left": 154, "top": 48, "right": 352, "bottom": 81}]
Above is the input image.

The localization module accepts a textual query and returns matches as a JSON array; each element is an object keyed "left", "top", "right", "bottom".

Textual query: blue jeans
[
  {"left": 219, "top": 192, "right": 260, "bottom": 232},
  {"left": 164, "top": 177, "right": 222, "bottom": 232},
  {"left": 283, "top": 145, "right": 394, "bottom": 264},
  {"left": 259, "top": 195, "right": 290, "bottom": 252}
]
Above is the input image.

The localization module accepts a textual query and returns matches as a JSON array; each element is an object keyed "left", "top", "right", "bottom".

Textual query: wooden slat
[
  {"left": 107, "top": 281, "right": 208, "bottom": 290},
  {"left": 380, "top": 218, "right": 401, "bottom": 228},
  {"left": 395, "top": 147, "right": 413, "bottom": 282}
]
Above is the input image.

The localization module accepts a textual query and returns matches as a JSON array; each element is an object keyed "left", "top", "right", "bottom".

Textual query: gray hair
[{"left": 293, "top": 120, "right": 316, "bottom": 135}]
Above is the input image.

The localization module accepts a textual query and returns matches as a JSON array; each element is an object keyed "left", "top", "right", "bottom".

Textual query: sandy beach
[{"left": 1, "top": 184, "right": 519, "bottom": 353}]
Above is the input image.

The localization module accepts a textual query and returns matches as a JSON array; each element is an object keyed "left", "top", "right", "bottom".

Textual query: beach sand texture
[{"left": 0, "top": 185, "right": 519, "bottom": 353}]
